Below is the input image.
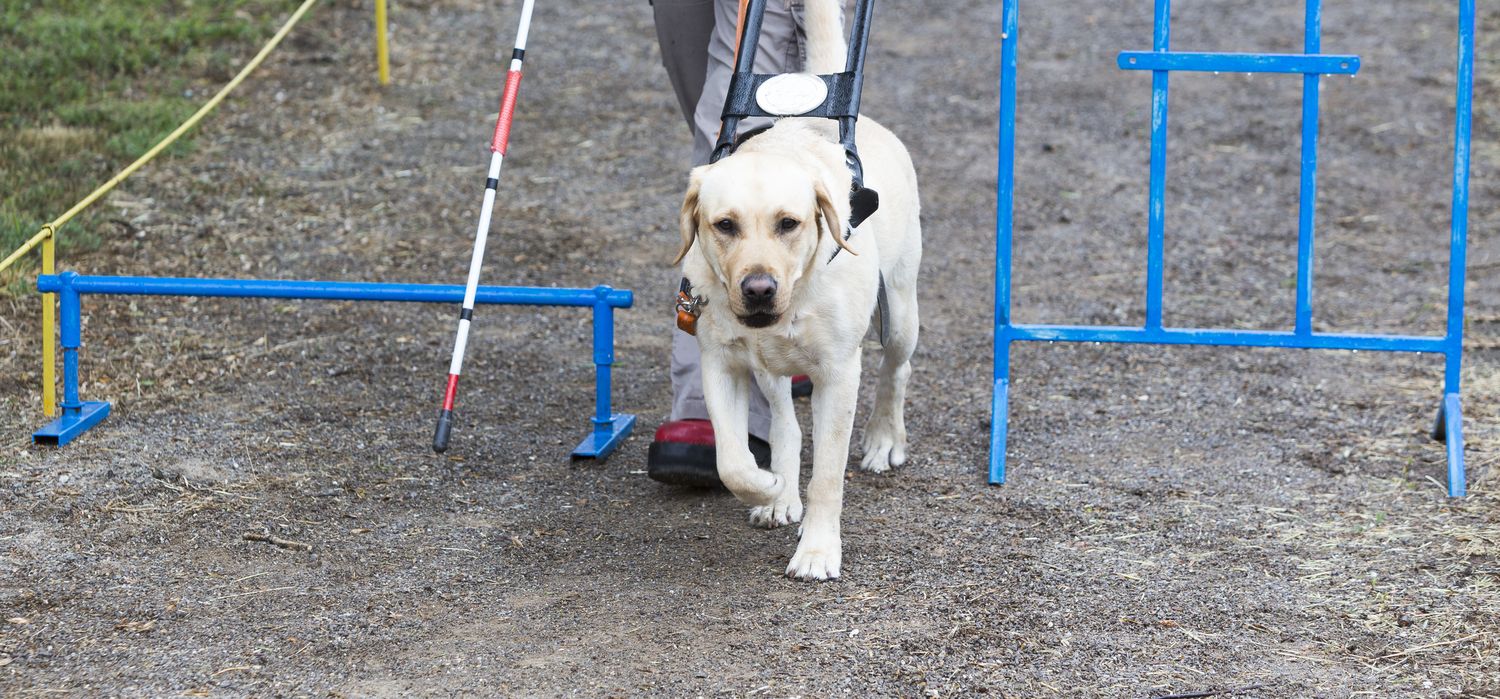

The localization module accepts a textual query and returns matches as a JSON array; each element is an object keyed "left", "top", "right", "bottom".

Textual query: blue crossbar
[
  {"left": 32, "top": 272, "right": 636, "bottom": 458},
  {"left": 34, "top": 274, "right": 633, "bottom": 308},
  {"left": 1118, "top": 52, "right": 1359, "bottom": 74},
  {"left": 1008, "top": 325, "right": 1447, "bottom": 354},
  {"left": 994, "top": 0, "right": 1475, "bottom": 497}
]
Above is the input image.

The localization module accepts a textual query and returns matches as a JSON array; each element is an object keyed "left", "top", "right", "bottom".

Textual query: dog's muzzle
[
  {"left": 737, "top": 273, "right": 780, "bottom": 327},
  {"left": 738, "top": 311, "right": 781, "bottom": 328}
]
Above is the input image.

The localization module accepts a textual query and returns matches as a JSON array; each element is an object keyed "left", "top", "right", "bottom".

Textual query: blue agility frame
[
  {"left": 992, "top": 0, "right": 1475, "bottom": 496},
  {"left": 33, "top": 272, "right": 636, "bottom": 459}
]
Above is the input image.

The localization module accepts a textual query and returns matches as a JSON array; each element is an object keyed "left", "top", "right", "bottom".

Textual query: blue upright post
[
  {"left": 1144, "top": 0, "right": 1171, "bottom": 330},
  {"left": 1436, "top": 0, "right": 1475, "bottom": 497},
  {"left": 60, "top": 274, "right": 79, "bottom": 408},
  {"left": 571, "top": 285, "right": 637, "bottom": 459},
  {"left": 1294, "top": 0, "right": 1323, "bottom": 336},
  {"left": 990, "top": 0, "right": 1019, "bottom": 484},
  {"left": 33, "top": 272, "right": 110, "bottom": 446}
]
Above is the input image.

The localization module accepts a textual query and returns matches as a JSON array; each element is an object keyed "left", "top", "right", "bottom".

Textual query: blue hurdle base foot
[
  {"left": 1435, "top": 394, "right": 1466, "bottom": 498},
  {"left": 33, "top": 401, "right": 112, "bottom": 447},
  {"left": 571, "top": 414, "right": 637, "bottom": 461},
  {"left": 988, "top": 378, "right": 1010, "bottom": 485}
]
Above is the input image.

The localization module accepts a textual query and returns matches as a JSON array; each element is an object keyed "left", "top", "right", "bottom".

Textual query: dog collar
[{"left": 676, "top": 277, "right": 706, "bottom": 335}]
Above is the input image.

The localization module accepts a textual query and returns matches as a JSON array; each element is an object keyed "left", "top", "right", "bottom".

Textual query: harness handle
[{"left": 711, "top": 0, "right": 877, "bottom": 195}]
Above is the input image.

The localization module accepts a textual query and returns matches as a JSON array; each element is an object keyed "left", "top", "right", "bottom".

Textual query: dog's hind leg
[
  {"left": 788, "top": 349, "right": 862, "bottom": 581},
  {"left": 860, "top": 275, "right": 918, "bottom": 473},
  {"left": 702, "top": 351, "right": 784, "bottom": 506},
  {"left": 749, "top": 370, "right": 803, "bottom": 528}
]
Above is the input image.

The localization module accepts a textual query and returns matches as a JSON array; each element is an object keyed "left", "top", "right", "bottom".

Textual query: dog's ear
[
  {"left": 815, "top": 181, "right": 857, "bottom": 256},
  {"left": 673, "top": 169, "right": 704, "bottom": 266}
]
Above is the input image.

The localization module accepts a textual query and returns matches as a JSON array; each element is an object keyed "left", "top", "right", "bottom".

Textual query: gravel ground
[{"left": 2, "top": 0, "right": 1499, "bottom": 696}]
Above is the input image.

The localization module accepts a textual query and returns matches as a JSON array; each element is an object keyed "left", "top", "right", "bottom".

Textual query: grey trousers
[{"left": 651, "top": 0, "right": 807, "bottom": 440}]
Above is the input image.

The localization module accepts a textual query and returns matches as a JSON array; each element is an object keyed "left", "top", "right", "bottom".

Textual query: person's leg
[
  {"left": 648, "top": 0, "right": 804, "bottom": 485},
  {"left": 650, "top": 0, "right": 716, "bottom": 133},
  {"left": 690, "top": 0, "right": 805, "bottom": 167},
  {"left": 673, "top": 0, "right": 804, "bottom": 438}
]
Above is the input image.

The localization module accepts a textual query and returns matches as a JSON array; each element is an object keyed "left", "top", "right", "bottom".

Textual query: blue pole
[
  {"left": 1144, "top": 0, "right": 1171, "bottom": 330},
  {"left": 592, "top": 288, "right": 615, "bottom": 430},
  {"left": 996, "top": 0, "right": 1017, "bottom": 338},
  {"left": 1294, "top": 0, "right": 1323, "bottom": 336},
  {"left": 991, "top": 0, "right": 1019, "bottom": 485},
  {"left": 1006, "top": 324, "right": 1445, "bottom": 353},
  {"left": 34, "top": 274, "right": 633, "bottom": 309},
  {"left": 570, "top": 286, "right": 636, "bottom": 459},
  {"left": 1441, "top": 0, "right": 1475, "bottom": 498},
  {"left": 59, "top": 271, "right": 81, "bottom": 410},
  {"left": 31, "top": 270, "right": 111, "bottom": 446},
  {"left": 1117, "top": 52, "right": 1357, "bottom": 75},
  {"left": 1445, "top": 0, "right": 1474, "bottom": 396}
]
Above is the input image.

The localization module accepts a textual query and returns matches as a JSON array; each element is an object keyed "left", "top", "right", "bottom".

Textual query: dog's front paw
[
  {"left": 721, "top": 470, "right": 784, "bottom": 507},
  {"left": 860, "top": 422, "right": 907, "bottom": 473},
  {"left": 785, "top": 536, "right": 841, "bottom": 581},
  {"left": 749, "top": 495, "right": 802, "bottom": 529}
]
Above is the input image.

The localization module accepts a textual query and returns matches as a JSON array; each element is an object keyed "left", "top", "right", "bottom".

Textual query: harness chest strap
[{"left": 829, "top": 183, "right": 879, "bottom": 263}]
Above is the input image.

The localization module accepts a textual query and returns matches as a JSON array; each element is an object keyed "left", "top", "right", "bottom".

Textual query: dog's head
[{"left": 674, "top": 151, "right": 854, "bottom": 328}]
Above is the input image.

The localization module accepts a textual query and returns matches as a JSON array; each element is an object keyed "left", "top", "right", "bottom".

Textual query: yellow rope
[
  {"left": 0, "top": 0, "right": 321, "bottom": 276},
  {"left": 0, "top": 225, "right": 53, "bottom": 275}
]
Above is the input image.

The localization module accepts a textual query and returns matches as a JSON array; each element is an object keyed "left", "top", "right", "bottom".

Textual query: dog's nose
[{"left": 740, "top": 273, "right": 778, "bottom": 304}]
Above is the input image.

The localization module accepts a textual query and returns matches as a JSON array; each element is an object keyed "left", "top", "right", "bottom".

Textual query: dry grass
[{"left": 1295, "top": 354, "right": 1500, "bottom": 691}]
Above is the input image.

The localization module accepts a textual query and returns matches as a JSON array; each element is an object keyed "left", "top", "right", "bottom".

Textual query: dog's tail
[{"left": 803, "top": 0, "right": 847, "bottom": 75}]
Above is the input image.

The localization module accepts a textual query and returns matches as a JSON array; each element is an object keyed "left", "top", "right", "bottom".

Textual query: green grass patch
[{"left": 0, "top": 0, "right": 292, "bottom": 286}]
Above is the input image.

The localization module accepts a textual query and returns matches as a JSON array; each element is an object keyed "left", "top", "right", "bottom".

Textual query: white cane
[{"left": 434, "top": 0, "right": 537, "bottom": 452}]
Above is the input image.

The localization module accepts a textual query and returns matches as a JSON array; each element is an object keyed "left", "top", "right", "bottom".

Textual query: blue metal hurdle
[
  {"left": 32, "top": 271, "right": 637, "bottom": 458},
  {"left": 992, "top": 0, "right": 1475, "bottom": 496}
]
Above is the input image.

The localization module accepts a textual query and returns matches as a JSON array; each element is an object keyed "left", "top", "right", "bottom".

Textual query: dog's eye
[
  {"left": 778, "top": 217, "right": 800, "bottom": 232},
  {"left": 713, "top": 219, "right": 736, "bottom": 234}
]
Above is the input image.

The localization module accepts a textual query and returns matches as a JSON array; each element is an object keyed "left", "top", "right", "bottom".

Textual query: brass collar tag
[{"left": 676, "top": 278, "right": 706, "bottom": 336}]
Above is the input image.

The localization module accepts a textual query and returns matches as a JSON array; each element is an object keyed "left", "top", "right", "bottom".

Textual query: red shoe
[
  {"left": 647, "top": 419, "right": 770, "bottom": 488},
  {"left": 791, "top": 375, "right": 813, "bottom": 398}
]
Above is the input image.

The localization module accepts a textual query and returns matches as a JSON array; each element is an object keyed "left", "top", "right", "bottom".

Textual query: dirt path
[{"left": 2, "top": 0, "right": 1498, "bottom": 696}]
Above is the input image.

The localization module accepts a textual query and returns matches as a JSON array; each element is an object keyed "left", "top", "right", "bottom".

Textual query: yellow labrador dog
[{"left": 673, "top": 0, "right": 921, "bottom": 580}]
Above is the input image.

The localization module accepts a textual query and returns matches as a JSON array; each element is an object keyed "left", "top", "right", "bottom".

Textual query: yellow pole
[
  {"left": 41, "top": 230, "right": 56, "bottom": 417},
  {"left": 375, "top": 0, "right": 390, "bottom": 85}
]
